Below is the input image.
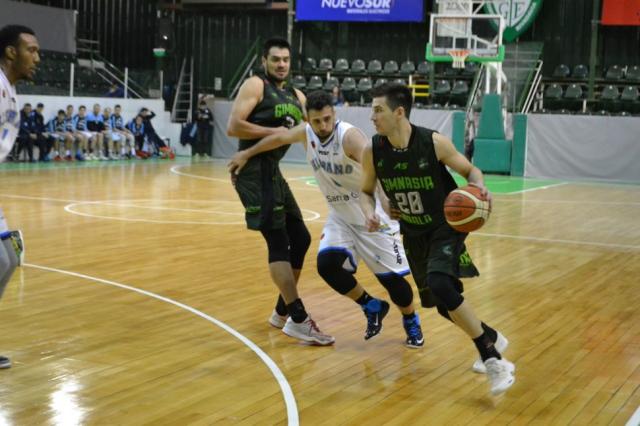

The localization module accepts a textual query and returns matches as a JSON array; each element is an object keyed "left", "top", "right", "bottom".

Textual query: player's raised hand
[
  {"left": 365, "top": 214, "right": 381, "bottom": 232},
  {"left": 227, "top": 151, "right": 249, "bottom": 175}
]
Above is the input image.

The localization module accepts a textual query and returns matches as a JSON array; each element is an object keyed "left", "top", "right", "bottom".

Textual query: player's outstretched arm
[
  {"left": 433, "top": 132, "right": 491, "bottom": 204},
  {"left": 227, "top": 123, "right": 307, "bottom": 175},
  {"left": 360, "top": 143, "right": 381, "bottom": 231},
  {"left": 226, "top": 77, "right": 287, "bottom": 139}
]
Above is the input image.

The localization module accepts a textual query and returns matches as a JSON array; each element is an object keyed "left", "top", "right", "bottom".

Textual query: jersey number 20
[{"left": 395, "top": 192, "right": 424, "bottom": 215}]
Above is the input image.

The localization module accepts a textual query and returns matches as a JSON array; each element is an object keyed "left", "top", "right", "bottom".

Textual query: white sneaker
[
  {"left": 485, "top": 357, "right": 515, "bottom": 395},
  {"left": 269, "top": 310, "right": 288, "bottom": 329},
  {"left": 282, "top": 316, "right": 335, "bottom": 346},
  {"left": 473, "top": 332, "right": 509, "bottom": 374}
]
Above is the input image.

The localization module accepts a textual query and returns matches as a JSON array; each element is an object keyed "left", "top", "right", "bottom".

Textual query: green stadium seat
[
  {"left": 399, "top": 60, "right": 415, "bottom": 76},
  {"left": 383, "top": 60, "right": 399, "bottom": 75},
  {"left": 334, "top": 58, "right": 349, "bottom": 73},
  {"left": 572, "top": 64, "right": 588, "bottom": 79},
  {"left": 350, "top": 59, "right": 366, "bottom": 74},
  {"left": 416, "top": 61, "right": 432, "bottom": 76},
  {"left": 307, "top": 75, "right": 323, "bottom": 91},
  {"left": 318, "top": 58, "right": 333, "bottom": 72},
  {"left": 323, "top": 76, "right": 339, "bottom": 91},
  {"left": 605, "top": 65, "right": 624, "bottom": 80},
  {"left": 552, "top": 64, "right": 570, "bottom": 79},
  {"left": 598, "top": 85, "right": 620, "bottom": 112},
  {"left": 367, "top": 59, "right": 382, "bottom": 75}
]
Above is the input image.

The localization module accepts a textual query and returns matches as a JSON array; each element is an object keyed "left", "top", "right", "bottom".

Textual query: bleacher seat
[
  {"left": 620, "top": 85, "right": 640, "bottom": 113},
  {"left": 444, "top": 67, "right": 461, "bottom": 77},
  {"left": 626, "top": 65, "right": 640, "bottom": 81},
  {"left": 450, "top": 80, "right": 470, "bottom": 106},
  {"left": 544, "top": 83, "right": 563, "bottom": 110},
  {"left": 462, "top": 62, "right": 479, "bottom": 76},
  {"left": 383, "top": 60, "right": 399, "bottom": 75},
  {"left": 350, "top": 59, "right": 366, "bottom": 74},
  {"left": 357, "top": 78, "right": 373, "bottom": 103},
  {"left": 323, "top": 76, "right": 339, "bottom": 91},
  {"left": 318, "top": 58, "right": 333, "bottom": 72},
  {"left": 374, "top": 78, "right": 388, "bottom": 88},
  {"left": 392, "top": 78, "right": 407, "bottom": 86},
  {"left": 598, "top": 85, "right": 620, "bottom": 112},
  {"left": 400, "top": 61, "right": 416, "bottom": 76},
  {"left": 291, "top": 75, "right": 306, "bottom": 91},
  {"left": 563, "top": 83, "right": 584, "bottom": 111},
  {"left": 552, "top": 64, "right": 570, "bottom": 79},
  {"left": 416, "top": 61, "right": 432, "bottom": 76},
  {"left": 432, "top": 79, "right": 451, "bottom": 104},
  {"left": 605, "top": 65, "right": 624, "bottom": 80},
  {"left": 303, "top": 57, "right": 316, "bottom": 72},
  {"left": 307, "top": 75, "right": 323, "bottom": 91},
  {"left": 572, "top": 64, "right": 589, "bottom": 79},
  {"left": 367, "top": 60, "right": 382, "bottom": 75},
  {"left": 335, "top": 58, "right": 349, "bottom": 73},
  {"left": 341, "top": 77, "right": 358, "bottom": 103}
]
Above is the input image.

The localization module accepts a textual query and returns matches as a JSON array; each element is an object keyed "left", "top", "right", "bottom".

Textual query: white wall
[{"left": 18, "top": 95, "right": 189, "bottom": 156}]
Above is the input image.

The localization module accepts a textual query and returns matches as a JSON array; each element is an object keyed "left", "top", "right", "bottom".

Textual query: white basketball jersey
[
  {"left": 305, "top": 120, "right": 397, "bottom": 232},
  {"left": 0, "top": 68, "right": 19, "bottom": 163}
]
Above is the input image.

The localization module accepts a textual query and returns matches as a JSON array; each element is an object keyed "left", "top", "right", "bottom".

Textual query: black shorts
[
  {"left": 403, "top": 222, "right": 479, "bottom": 308},
  {"left": 233, "top": 156, "right": 303, "bottom": 231}
]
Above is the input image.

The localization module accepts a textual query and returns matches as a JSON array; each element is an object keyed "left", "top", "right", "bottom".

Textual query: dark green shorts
[
  {"left": 403, "top": 222, "right": 479, "bottom": 308},
  {"left": 233, "top": 156, "right": 303, "bottom": 231}
]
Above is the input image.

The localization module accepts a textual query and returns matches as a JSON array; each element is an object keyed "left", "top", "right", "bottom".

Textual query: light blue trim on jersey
[
  {"left": 375, "top": 269, "right": 411, "bottom": 278},
  {"left": 317, "top": 246, "right": 358, "bottom": 273}
]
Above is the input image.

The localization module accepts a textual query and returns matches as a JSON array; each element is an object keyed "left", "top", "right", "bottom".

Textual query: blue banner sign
[{"left": 296, "top": 0, "right": 425, "bottom": 22}]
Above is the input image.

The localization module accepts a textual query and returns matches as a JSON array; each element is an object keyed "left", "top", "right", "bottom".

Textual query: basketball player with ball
[{"left": 360, "top": 83, "right": 515, "bottom": 395}]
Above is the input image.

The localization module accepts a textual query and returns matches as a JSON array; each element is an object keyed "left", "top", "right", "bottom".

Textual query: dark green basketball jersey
[
  {"left": 238, "top": 74, "right": 304, "bottom": 161},
  {"left": 372, "top": 125, "right": 458, "bottom": 235}
]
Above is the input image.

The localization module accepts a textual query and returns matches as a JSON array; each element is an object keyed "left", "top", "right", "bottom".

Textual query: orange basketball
[{"left": 444, "top": 185, "right": 491, "bottom": 233}]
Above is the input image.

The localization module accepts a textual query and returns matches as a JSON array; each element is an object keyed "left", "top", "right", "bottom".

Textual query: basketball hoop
[{"left": 448, "top": 49, "right": 470, "bottom": 69}]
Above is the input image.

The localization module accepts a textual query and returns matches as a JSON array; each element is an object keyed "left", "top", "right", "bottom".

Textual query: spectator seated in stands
[
  {"left": 66, "top": 105, "right": 88, "bottom": 161},
  {"left": 16, "top": 103, "right": 37, "bottom": 162},
  {"left": 138, "top": 107, "right": 174, "bottom": 159},
  {"left": 86, "top": 103, "right": 110, "bottom": 160},
  {"left": 47, "top": 109, "right": 74, "bottom": 162},
  {"left": 31, "top": 103, "right": 53, "bottom": 161},
  {"left": 110, "top": 104, "right": 136, "bottom": 159},
  {"left": 127, "top": 115, "right": 151, "bottom": 159},
  {"left": 105, "top": 83, "right": 124, "bottom": 98},
  {"left": 331, "top": 86, "right": 348, "bottom": 107}
]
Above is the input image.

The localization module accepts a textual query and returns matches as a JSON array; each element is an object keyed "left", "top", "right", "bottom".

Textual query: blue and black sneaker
[
  {"left": 362, "top": 299, "right": 390, "bottom": 340},
  {"left": 403, "top": 313, "right": 424, "bottom": 348}
]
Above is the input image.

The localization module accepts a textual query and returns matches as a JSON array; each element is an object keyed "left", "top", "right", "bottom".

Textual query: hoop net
[{"left": 449, "top": 49, "right": 470, "bottom": 68}]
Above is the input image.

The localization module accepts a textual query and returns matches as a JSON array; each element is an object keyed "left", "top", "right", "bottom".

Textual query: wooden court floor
[{"left": 0, "top": 159, "right": 638, "bottom": 425}]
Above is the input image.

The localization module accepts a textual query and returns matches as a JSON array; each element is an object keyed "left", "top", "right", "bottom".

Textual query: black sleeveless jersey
[
  {"left": 238, "top": 74, "right": 303, "bottom": 161},
  {"left": 372, "top": 125, "right": 458, "bottom": 235}
]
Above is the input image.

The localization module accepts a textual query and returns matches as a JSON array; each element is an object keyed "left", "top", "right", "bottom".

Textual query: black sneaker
[
  {"left": 0, "top": 355, "right": 11, "bottom": 369},
  {"left": 403, "top": 314, "right": 425, "bottom": 348},
  {"left": 362, "top": 299, "right": 390, "bottom": 340}
]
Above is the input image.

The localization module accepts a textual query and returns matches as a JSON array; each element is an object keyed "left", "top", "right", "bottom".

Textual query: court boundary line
[
  {"left": 626, "top": 406, "right": 640, "bottom": 426},
  {"left": 2, "top": 193, "right": 637, "bottom": 249},
  {"left": 63, "top": 199, "right": 321, "bottom": 225},
  {"left": 502, "top": 182, "right": 569, "bottom": 194},
  {"left": 23, "top": 262, "right": 299, "bottom": 426},
  {"left": 475, "top": 231, "right": 640, "bottom": 251},
  {"left": 169, "top": 165, "right": 319, "bottom": 192}
]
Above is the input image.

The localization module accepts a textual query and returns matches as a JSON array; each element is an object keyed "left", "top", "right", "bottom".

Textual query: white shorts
[
  {"left": 318, "top": 214, "right": 410, "bottom": 277},
  {"left": 0, "top": 207, "right": 8, "bottom": 233}
]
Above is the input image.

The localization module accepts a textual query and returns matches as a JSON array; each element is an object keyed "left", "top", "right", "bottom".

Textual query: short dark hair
[
  {"left": 370, "top": 82, "right": 413, "bottom": 118},
  {"left": 57, "top": 109, "right": 65, "bottom": 115},
  {"left": 79, "top": 105, "right": 86, "bottom": 110},
  {"left": 37, "top": 102, "right": 44, "bottom": 108},
  {"left": 23, "top": 103, "right": 31, "bottom": 107},
  {"left": 262, "top": 37, "right": 290, "bottom": 58},
  {"left": 66, "top": 104, "right": 73, "bottom": 109},
  {"left": 0, "top": 25, "right": 35, "bottom": 59},
  {"left": 115, "top": 104, "right": 121, "bottom": 109},
  {"left": 306, "top": 90, "right": 334, "bottom": 112}
]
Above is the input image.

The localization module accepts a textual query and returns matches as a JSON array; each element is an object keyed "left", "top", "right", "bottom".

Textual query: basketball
[{"left": 444, "top": 185, "right": 491, "bottom": 233}]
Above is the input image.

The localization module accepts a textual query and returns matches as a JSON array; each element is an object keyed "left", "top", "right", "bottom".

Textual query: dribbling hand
[{"left": 467, "top": 182, "right": 493, "bottom": 209}]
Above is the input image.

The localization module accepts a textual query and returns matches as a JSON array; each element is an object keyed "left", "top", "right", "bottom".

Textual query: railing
[
  {"left": 521, "top": 60, "right": 544, "bottom": 114},
  {"left": 171, "top": 58, "right": 187, "bottom": 122},
  {"left": 228, "top": 38, "right": 262, "bottom": 99}
]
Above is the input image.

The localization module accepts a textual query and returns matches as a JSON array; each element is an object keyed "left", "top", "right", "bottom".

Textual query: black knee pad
[
  {"left": 286, "top": 214, "right": 311, "bottom": 270},
  {"left": 376, "top": 273, "right": 414, "bottom": 308},
  {"left": 436, "top": 303, "right": 453, "bottom": 322},
  {"left": 317, "top": 250, "right": 357, "bottom": 295},
  {"left": 426, "top": 272, "right": 465, "bottom": 311},
  {"left": 260, "top": 228, "right": 290, "bottom": 264}
]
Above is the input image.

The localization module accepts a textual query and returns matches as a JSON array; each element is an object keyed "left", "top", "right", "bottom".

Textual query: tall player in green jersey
[
  {"left": 360, "top": 83, "right": 515, "bottom": 395},
  {"left": 227, "top": 38, "right": 333, "bottom": 345}
]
